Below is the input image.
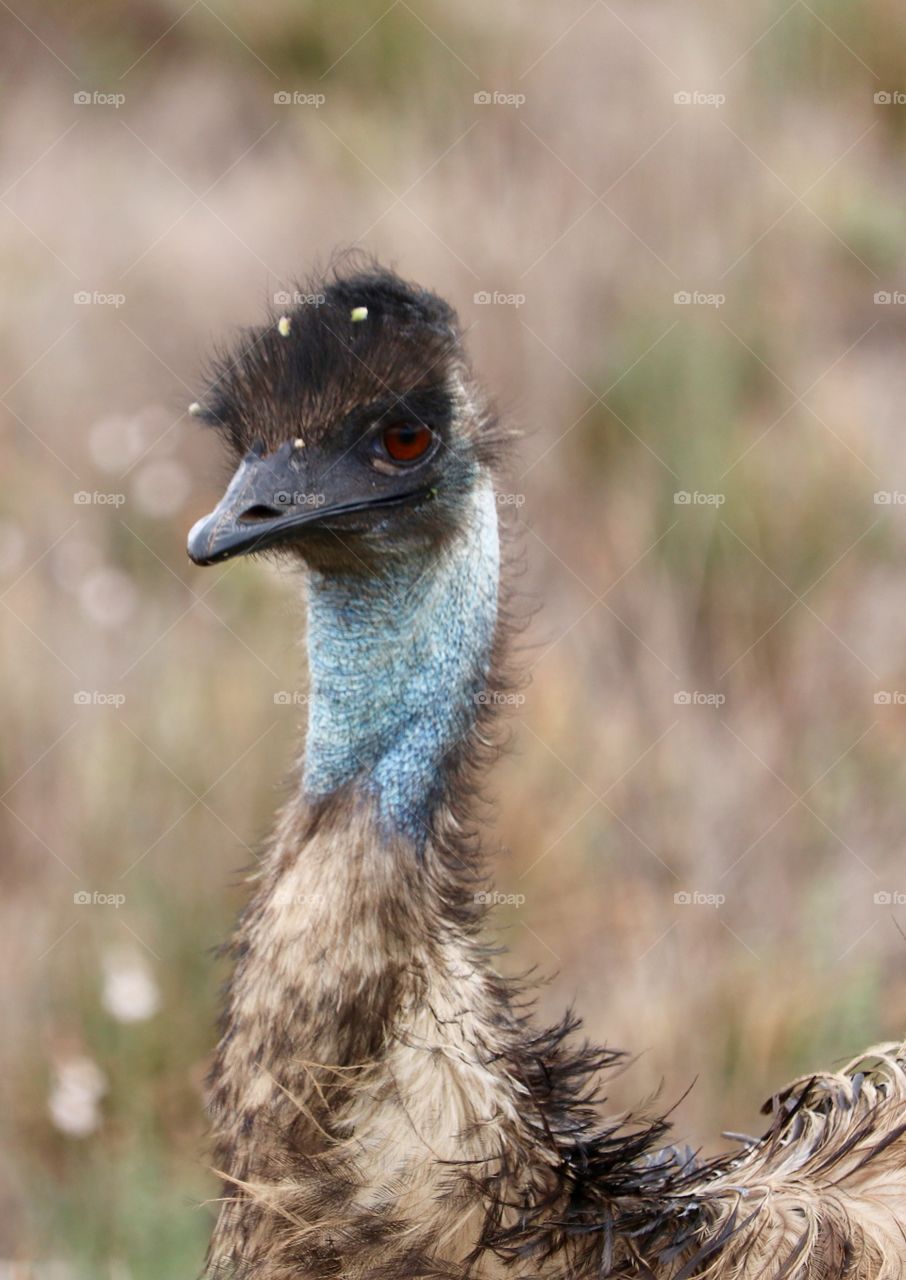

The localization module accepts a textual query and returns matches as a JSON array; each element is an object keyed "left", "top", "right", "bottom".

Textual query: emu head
[{"left": 187, "top": 266, "right": 497, "bottom": 575}]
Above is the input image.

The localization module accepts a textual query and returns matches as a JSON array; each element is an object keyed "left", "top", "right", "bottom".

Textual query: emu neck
[
  {"left": 207, "top": 478, "right": 513, "bottom": 1276},
  {"left": 303, "top": 477, "right": 499, "bottom": 841}
]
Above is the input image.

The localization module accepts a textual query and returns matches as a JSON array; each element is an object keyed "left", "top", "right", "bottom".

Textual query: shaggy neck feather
[{"left": 302, "top": 476, "right": 500, "bottom": 840}]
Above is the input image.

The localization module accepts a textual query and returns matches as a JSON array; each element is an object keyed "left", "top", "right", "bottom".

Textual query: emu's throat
[{"left": 303, "top": 477, "right": 500, "bottom": 839}]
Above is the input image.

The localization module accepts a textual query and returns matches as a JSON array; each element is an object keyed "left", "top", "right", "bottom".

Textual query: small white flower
[
  {"left": 48, "top": 1057, "right": 107, "bottom": 1138},
  {"left": 102, "top": 948, "right": 161, "bottom": 1023}
]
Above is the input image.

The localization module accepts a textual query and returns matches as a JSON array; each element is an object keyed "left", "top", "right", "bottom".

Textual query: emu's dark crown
[{"left": 187, "top": 266, "right": 494, "bottom": 570}]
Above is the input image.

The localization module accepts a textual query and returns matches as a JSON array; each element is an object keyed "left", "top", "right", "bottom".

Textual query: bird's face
[{"left": 187, "top": 268, "right": 495, "bottom": 575}]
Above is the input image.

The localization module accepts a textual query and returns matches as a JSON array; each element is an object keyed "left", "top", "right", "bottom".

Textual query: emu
[{"left": 187, "top": 263, "right": 906, "bottom": 1279}]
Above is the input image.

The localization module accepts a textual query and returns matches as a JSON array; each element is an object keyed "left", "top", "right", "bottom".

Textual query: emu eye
[{"left": 380, "top": 422, "right": 433, "bottom": 464}]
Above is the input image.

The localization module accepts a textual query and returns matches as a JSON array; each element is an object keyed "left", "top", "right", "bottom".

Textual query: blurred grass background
[{"left": 3, "top": 0, "right": 906, "bottom": 1273}]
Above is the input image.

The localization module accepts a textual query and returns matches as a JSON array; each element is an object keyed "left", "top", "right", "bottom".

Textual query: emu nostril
[{"left": 240, "top": 504, "right": 284, "bottom": 522}]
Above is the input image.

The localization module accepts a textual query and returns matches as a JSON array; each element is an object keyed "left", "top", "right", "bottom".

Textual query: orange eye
[{"left": 381, "top": 422, "right": 433, "bottom": 463}]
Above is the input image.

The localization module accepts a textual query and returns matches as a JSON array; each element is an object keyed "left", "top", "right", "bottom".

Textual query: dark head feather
[{"left": 193, "top": 264, "right": 488, "bottom": 462}]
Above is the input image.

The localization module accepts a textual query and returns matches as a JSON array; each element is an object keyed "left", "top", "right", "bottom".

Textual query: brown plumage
[{"left": 187, "top": 258, "right": 906, "bottom": 1279}]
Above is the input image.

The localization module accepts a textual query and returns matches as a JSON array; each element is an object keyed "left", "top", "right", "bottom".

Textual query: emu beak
[
  {"left": 187, "top": 440, "right": 329, "bottom": 566},
  {"left": 187, "top": 439, "right": 431, "bottom": 566}
]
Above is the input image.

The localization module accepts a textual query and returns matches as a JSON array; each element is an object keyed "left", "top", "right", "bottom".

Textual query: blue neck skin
[{"left": 302, "top": 477, "right": 500, "bottom": 843}]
